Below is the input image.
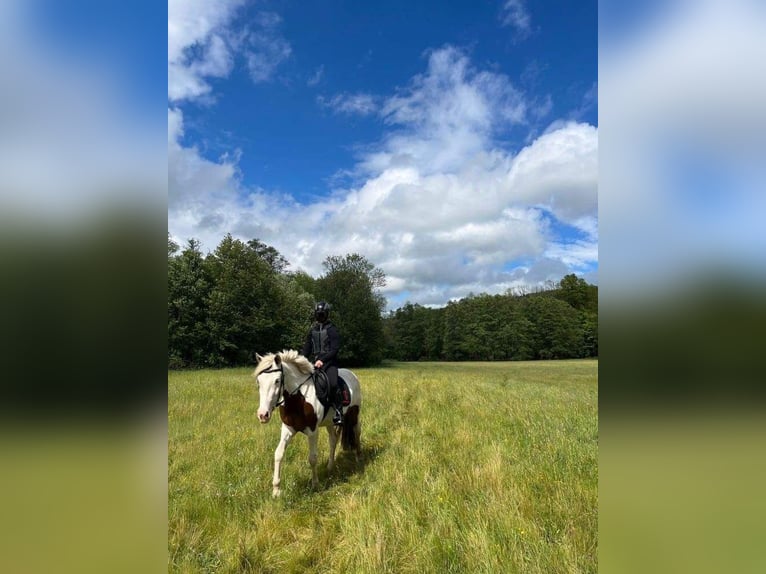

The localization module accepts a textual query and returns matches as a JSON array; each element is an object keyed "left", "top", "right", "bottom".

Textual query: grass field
[{"left": 168, "top": 360, "right": 598, "bottom": 573}]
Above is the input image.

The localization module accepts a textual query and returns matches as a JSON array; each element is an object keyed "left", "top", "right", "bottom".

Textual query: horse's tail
[{"left": 340, "top": 405, "right": 360, "bottom": 451}]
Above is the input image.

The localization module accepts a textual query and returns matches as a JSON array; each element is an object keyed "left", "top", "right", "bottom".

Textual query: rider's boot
[{"left": 332, "top": 396, "right": 344, "bottom": 426}]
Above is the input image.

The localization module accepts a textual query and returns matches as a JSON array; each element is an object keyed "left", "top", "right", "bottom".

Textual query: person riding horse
[{"left": 301, "top": 301, "right": 343, "bottom": 425}]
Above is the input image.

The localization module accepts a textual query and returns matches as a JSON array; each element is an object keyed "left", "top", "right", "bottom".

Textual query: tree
[
  {"left": 168, "top": 233, "right": 179, "bottom": 257},
  {"left": 390, "top": 303, "right": 431, "bottom": 360},
  {"left": 442, "top": 300, "right": 470, "bottom": 360},
  {"left": 381, "top": 275, "right": 598, "bottom": 362},
  {"left": 581, "top": 311, "right": 598, "bottom": 357},
  {"left": 522, "top": 296, "right": 584, "bottom": 359},
  {"left": 247, "top": 238, "right": 289, "bottom": 273},
  {"left": 557, "top": 273, "right": 589, "bottom": 310},
  {"left": 287, "top": 270, "right": 317, "bottom": 300},
  {"left": 315, "top": 254, "right": 386, "bottom": 366},
  {"left": 205, "top": 234, "right": 283, "bottom": 365},
  {"left": 276, "top": 273, "right": 316, "bottom": 351},
  {"left": 168, "top": 239, "right": 213, "bottom": 368}
]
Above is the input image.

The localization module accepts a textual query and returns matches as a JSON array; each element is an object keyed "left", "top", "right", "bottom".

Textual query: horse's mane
[{"left": 253, "top": 349, "right": 314, "bottom": 377}]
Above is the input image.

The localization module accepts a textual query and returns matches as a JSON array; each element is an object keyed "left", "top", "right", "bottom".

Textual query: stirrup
[{"left": 333, "top": 409, "right": 343, "bottom": 425}]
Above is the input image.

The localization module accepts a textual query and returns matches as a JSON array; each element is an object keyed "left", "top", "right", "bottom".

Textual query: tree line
[
  {"left": 383, "top": 274, "right": 598, "bottom": 361},
  {"left": 168, "top": 234, "right": 597, "bottom": 368},
  {"left": 168, "top": 234, "right": 385, "bottom": 368}
]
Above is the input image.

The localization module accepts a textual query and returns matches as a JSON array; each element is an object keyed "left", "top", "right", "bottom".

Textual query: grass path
[{"left": 169, "top": 360, "right": 597, "bottom": 573}]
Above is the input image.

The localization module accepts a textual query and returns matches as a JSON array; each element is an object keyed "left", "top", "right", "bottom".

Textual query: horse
[{"left": 253, "top": 349, "right": 362, "bottom": 497}]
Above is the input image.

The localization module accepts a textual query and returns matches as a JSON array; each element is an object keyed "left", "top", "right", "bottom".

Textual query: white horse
[{"left": 253, "top": 349, "right": 362, "bottom": 497}]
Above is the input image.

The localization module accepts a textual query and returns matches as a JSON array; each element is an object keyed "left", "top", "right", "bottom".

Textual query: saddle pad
[
  {"left": 315, "top": 372, "right": 350, "bottom": 409},
  {"left": 338, "top": 376, "right": 351, "bottom": 406}
]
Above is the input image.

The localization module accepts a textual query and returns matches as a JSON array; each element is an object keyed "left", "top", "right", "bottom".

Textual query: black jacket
[{"left": 301, "top": 321, "right": 340, "bottom": 367}]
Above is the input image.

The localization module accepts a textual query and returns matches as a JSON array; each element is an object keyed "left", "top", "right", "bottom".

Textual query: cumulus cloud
[
  {"left": 361, "top": 46, "right": 527, "bottom": 177},
  {"left": 507, "top": 122, "right": 598, "bottom": 224},
  {"left": 168, "top": 2, "right": 290, "bottom": 101},
  {"left": 169, "top": 44, "right": 598, "bottom": 308},
  {"left": 168, "top": 0, "right": 245, "bottom": 102},
  {"left": 319, "top": 119, "right": 597, "bottom": 305},
  {"left": 168, "top": 2, "right": 294, "bottom": 244},
  {"left": 383, "top": 46, "right": 526, "bottom": 133},
  {"left": 168, "top": 107, "right": 239, "bottom": 211}
]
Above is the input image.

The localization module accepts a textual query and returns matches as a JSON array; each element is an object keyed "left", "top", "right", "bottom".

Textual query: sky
[
  {"left": 168, "top": 0, "right": 598, "bottom": 310},
  {"left": 3, "top": 0, "right": 763, "bottom": 311}
]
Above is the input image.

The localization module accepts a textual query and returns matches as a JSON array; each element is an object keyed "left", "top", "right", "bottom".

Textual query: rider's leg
[{"left": 326, "top": 366, "right": 343, "bottom": 425}]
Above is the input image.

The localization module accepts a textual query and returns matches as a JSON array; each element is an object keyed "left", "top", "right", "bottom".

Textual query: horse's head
[{"left": 253, "top": 353, "right": 284, "bottom": 424}]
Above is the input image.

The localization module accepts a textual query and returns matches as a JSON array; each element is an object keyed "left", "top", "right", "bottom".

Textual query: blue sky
[{"left": 169, "top": 0, "right": 598, "bottom": 309}]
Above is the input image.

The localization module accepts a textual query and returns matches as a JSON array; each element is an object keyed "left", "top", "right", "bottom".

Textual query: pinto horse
[{"left": 253, "top": 350, "right": 362, "bottom": 497}]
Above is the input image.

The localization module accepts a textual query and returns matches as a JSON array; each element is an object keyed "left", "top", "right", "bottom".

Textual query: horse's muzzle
[{"left": 258, "top": 411, "right": 271, "bottom": 423}]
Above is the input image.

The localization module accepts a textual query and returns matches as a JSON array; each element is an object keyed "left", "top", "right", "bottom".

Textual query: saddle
[{"left": 314, "top": 371, "right": 351, "bottom": 412}]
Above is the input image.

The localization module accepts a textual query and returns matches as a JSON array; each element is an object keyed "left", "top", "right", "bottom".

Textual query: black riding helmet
[{"left": 314, "top": 301, "right": 331, "bottom": 323}]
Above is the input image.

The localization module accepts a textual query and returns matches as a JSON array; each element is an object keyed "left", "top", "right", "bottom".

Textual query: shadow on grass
[{"left": 283, "top": 438, "right": 386, "bottom": 503}]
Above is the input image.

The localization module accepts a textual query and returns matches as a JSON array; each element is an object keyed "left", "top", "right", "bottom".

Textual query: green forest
[{"left": 168, "top": 235, "right": 597, "bottom": 368}]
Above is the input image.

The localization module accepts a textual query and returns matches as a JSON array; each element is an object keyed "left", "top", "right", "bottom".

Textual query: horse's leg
[
  {"left": 326, "top": 425, "right": 338, "bottom": 472},
  {"left": 272, "top": 424, "right": 295, "bottom": 498},
  {"left": 307, "top": 431, "right": 319, "bottom": 489},
  {"left": 354, "top": 419, "right": 362, "bottom": 463}
]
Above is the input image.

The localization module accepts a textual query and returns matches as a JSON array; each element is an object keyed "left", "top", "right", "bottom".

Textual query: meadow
[{"left": 168, "top": 360, "right": 598, "bottom": 573}]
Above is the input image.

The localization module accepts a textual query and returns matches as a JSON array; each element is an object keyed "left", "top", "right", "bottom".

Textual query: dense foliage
[
  {"left": 384, "top": 276, "right": 598, "bottom": 361},
  {"left": 168, "top": 234, "right": 597, "bottom": 368},
  {"left": 168, "top": 235, "right": 386, "bottom": 368},
  {"left": 313, "top": 254, "right": 387, "bottom": 366}
]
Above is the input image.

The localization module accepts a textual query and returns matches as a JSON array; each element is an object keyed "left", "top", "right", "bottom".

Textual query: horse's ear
[
  {"left": 255, "top": 353, "right": 263, "bottom": 364},
  {"left": 274, "top": 354, "right": 282, "bottom": 366}
]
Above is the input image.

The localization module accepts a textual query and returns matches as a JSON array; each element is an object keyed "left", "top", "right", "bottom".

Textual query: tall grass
[{"left": 169, "top": 360, "right": 597, "bottom": 573}]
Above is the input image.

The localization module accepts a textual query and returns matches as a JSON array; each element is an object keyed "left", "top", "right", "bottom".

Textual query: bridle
[{"left": 258, "top": 364, "right": 313, "bottom": 409}]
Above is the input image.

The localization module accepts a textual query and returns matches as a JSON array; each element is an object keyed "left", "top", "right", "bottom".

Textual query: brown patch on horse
[
  {"left": 279, "top": 390, "right": 318, "bottom": 432},
  {"left": 341, "top": 405, "right": 360, "bottom": 451}
]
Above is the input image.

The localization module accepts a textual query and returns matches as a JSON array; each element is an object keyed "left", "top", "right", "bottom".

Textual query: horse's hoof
[{"left": 272, "top": 488, "right": 281, "bottom": 498}]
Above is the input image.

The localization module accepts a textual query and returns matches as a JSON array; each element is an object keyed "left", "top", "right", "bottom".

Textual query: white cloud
[
  {"left": 168, "top": 107, "right": 239, "bottom": 211},
  {"left": 317, "top": 92, "right": 379, "bottom": 116},
  {"left": 499, "top": 0, "right": 532, "bottom": 40},
  {"left": 168, "top": 2, "right": 291, "bottom": 101},
  {"left": 382, "top": 46, "right": 526, "bottom": 134},
  {"left": 168, "top": 2, "right": 294, "bottom": 244},
  {"left": 359, "top": 46, "right": 527, "bottom": 177},
  {"left": 168, "top": 0, "right": 245, "bottom": 102},
  {"left": 544, "top": 238, "right": 599, "bottom": 270},
  {"left": 507, "top": 122, "right": 598, "bottom": 225},
  {"left": 307, "top": 64, "right": 324, "bottom": 87},
  {"left": 169, "top": 44, "right": 598, "bottom": 308},
  {"left": 245, "top": 12, "right": 292, "bottom": 83}
]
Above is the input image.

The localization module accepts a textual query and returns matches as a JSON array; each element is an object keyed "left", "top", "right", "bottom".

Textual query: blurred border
[
  {"left": 0, "top": 2, "right": 167, "bottom": 573},
  {"left": 600, "top": 1, "right": 766, "bottom": 572}
]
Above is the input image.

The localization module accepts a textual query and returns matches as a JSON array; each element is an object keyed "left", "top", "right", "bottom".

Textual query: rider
[{"left": 301, "top": 301, "right": 343, "bottom": 425}]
